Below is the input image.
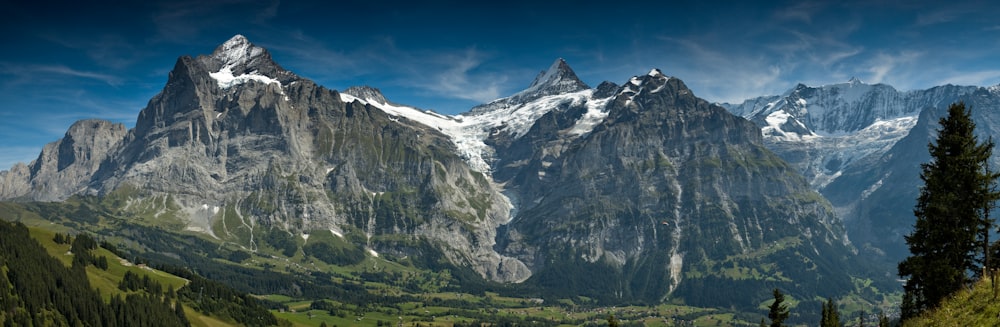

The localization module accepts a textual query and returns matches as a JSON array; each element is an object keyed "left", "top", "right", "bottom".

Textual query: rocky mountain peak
[
  {"left": 199, "top": 34, "right": 297, "bottom": 87},
  {"left": 848, "top": 76, "right": 864, "bottom": 85},
  {"left": 343, "top": 85, "right": 389, "bottom": 105},
  {"left": 470, "top": 58, "right": 589, "bottom": 114},
  {"left": 524, "top": 58, "right": 589, "bottom": 94},
  {"left": 211, "top": 34, "right": 263, "bottom": 69}
]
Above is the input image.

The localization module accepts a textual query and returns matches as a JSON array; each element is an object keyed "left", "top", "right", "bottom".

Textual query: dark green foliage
[
  {"left": 0, "top": 220, "right": 187, "bottom": 326},
  {"left": 53, "top": 232, "right": 65, "bottom": 244},
  {"left": 607, "top": 313, "right": 620, "bottom": 327},
  {"left": 877, "top": 309, "right": 890, "bottom": 327},
  {"left": 767, "top": 288, "right": 789, "bottom": 327},
  {"left": 263, "top": 229, "right": 298, "bottom": 257},
  {"left": 820, "top": 297, "right": 840, "bottom": 327},
  {"left": 302, "top": 240, "right": 365, "bottom": 266},
  {"left": 118, "top": 270, "right": 162, "bottom": 295},
  {"left": 173, "top": 269, "right": 278, "bottom": 326},
  {"left": 227, "top": 250, "right": 251, "bottom": 263},
  {"left": 899, "top": 102, "right": 999, "bottom": 320}
]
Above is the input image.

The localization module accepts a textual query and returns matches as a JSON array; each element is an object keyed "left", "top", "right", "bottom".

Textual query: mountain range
[
  {"left": 6, "top": 34, "right": 984, "bottom": 311},
  {"left": 722, "top": 80, "right": 1000, "bottom": 262}
]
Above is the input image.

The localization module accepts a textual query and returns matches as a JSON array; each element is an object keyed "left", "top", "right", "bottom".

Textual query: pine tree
[
  {"left": 767, "top": 288, "right": 789, "bottom": 327},
  {"left": 877, "top": 309, "right": 889, "bottom": 327},
  {"left": 820, "top": 297, "right": 840, "bottom": 327},
  {"left": 898, "top": 102, "right": 999, "bottom": 320},
  {"left": 607, "top": 314, "right": 620, "bottom": 327}
]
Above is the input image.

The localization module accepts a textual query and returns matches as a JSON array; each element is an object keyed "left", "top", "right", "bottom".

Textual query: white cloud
[
  {"left": 864, "top": 51, "right": 922, "bottom": 85},
  {"left": 423, "top": 49, "right": 506, "bottom": 103}
]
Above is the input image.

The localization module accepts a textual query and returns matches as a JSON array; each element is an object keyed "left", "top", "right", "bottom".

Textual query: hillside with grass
[
  {"left": 902, "top": 276, "right": 1000, "bottom": 326},
  {"left": 0, "top": 218, "right": 280, "bottom": 326}
]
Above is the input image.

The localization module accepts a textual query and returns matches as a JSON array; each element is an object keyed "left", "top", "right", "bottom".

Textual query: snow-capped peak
[
  {"left": 648, "top": 68, "right": 663, "bottom": 77},
  {"left": 989, "top": 84, "right": 1000, "bottom": 95},
  {"left": 212, "top": 34, "right": 265, "bottom": 70},
  {"left": 469, "top": 58, "right": 588, "bottom": 114},
  {"left": 848, "top": 76, "right": 864, "bottom": 85},
  {"left": 519, "top": 58, "right": 589, "bottom": 97},
  {"left": 207, "top": 35, "right": 282, "bottom": 90}
]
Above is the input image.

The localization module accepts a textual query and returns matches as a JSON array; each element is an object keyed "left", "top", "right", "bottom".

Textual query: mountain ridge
[{"left": 1, "top": 35, "right": 893, "bottom": 313}]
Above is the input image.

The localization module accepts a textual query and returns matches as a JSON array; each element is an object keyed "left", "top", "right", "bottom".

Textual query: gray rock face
[
  {"left": 492, "top": 70, "right": 859, "bottom": 304},
  {"left": 2, "top": 35, "right": 527, "bottom": 283},
  {"left": 0, "top": 119, "right": 127, "bottom": 201},
  {"left": 0, "top": 163, "right": 30, "bottom": 200}
]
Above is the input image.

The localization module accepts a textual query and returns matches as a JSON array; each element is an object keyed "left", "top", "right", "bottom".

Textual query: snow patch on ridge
[
  {"left": 567, "top": 96, "right": 612, "bottom": 136},
  {"left": 209, "top": 67, "right": 281, "bottom": 89}
]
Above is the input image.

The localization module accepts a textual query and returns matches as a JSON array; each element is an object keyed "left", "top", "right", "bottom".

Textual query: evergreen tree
[
  {"left": 877, "top": 309, "right": 889, "bottom": 327},
  {"left": 767, "top": 288, "right": 789, "bottom": 327},
  {"left": 820, "top": 297, "right": 840, "bottom": 327},
  {"left": 898, "top": 102, "right": 999, "bottom": 320},
  {"left": 174, "top": 301, "right": 186, "bottom": 322},
  {"left": 607, "top": 313, "right": 619, "bottom": 327}
]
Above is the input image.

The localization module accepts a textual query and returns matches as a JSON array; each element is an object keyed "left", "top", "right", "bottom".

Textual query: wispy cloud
[
  {"left": 656, "top": 37, "right": 785, "bottom": 103},
  {"left": 35, "top": 65, "right": 123, "bottom": 85},
  {"left": 269, "top": 31, "right": 522, "bottom": 106},
  {"left": 417, "top": 49, "right": 507, "bottom": 103},
  {"left": 0, "top": 63, "right": 123, "bottom": 86},
  {"left": 864, "top": 51, "right": 920, "bottom": 84}
]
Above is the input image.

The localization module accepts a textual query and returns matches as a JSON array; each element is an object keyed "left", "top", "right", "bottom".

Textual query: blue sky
[{"left": 2, "top": 1, "right": 1000, "bottom": 169}]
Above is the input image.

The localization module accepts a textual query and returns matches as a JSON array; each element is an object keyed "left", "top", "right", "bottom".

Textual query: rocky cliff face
[
  {"left": 4, "top": 35, "right": 529, "bottom": 283},
  {"left": 492, "top": 70, "right": 860, "bottom": 305},
  {"left": 0, "top": 119, "right": 127, "bottom": 201}
]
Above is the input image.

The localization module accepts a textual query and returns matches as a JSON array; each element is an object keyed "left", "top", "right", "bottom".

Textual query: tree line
[{"left": 0, "top": 220, "right": 187, "bottom": 326}]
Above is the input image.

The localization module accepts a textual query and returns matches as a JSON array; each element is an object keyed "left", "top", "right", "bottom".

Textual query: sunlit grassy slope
[{"left": 903, "top": 276, "right": 1000, "bottom": 327}]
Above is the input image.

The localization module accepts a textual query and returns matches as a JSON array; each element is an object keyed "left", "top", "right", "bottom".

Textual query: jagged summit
[
  {"left": 343, "top": 85, "right": 389, "bottom": 105},
  {"left": 211, "top": 34, "right": 265, "bottom": 69},
  {"left": 619, "top": 68, "right": 675, "bottom": 99},
  {"left": 848, "top": 76, "right": 864, "bottom": 85},
  {"left": 469, "top": 58, "right": 589, "bottom": 114},
  {"left": 523, "top": 58, "right": 589, "bottom": 94},
  {"left": 198, "top": 35, "right": 297, "bottom": 88}
]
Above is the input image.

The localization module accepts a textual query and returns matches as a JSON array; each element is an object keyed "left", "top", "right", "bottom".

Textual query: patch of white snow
[{"left": 209, "top": 67, "right": 281, "bottom": 89}]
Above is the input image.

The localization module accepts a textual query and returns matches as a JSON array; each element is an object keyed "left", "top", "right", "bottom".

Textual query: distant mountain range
[
  {"left": 14, "top": 35, "right": 1000, "bottom": 312},
  {"left": 722, "top": 80, "right": 1000, "bottom": 262}
]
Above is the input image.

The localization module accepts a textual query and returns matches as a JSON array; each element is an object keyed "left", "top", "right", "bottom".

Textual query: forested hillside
[{"left": 0, "top": 220, "right": 187, "bottom": 326}]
